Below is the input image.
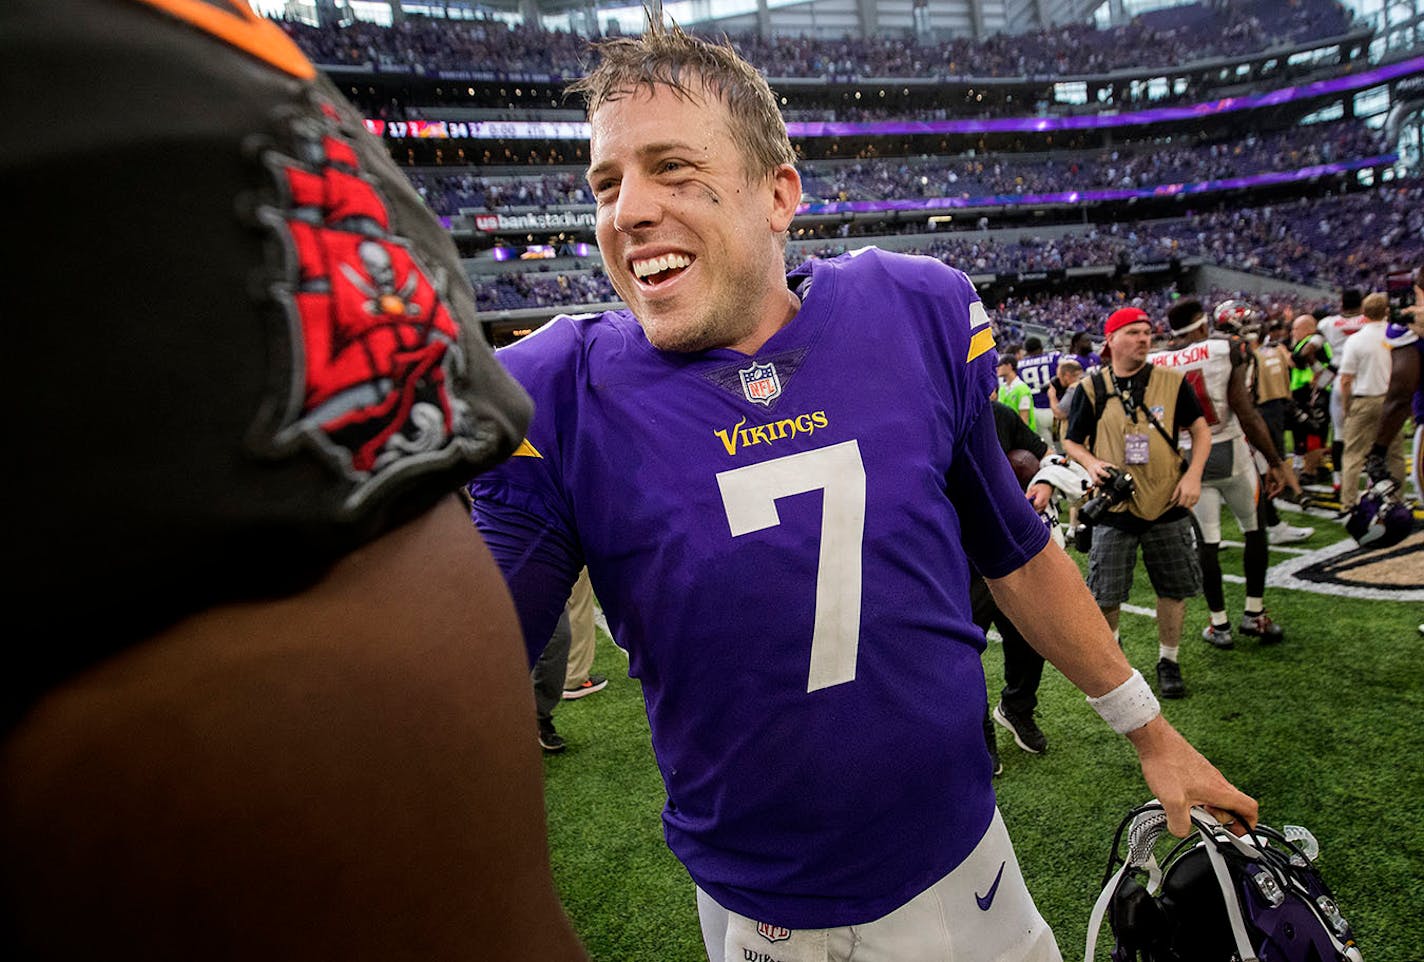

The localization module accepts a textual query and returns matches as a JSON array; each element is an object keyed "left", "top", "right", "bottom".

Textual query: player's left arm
[{"left": 985, "top": 542, "right": 1258, "bottom": 838}]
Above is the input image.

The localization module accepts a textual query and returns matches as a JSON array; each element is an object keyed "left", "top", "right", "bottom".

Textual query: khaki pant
[
  {"left": 563, "top": 568, "right": 597, "bottom": 688},
  {"left": 1339, "top": 395, "right": 1407, "bottom": 508}
]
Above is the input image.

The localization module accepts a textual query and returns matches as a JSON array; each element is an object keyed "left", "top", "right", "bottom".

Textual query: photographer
[{"left": 1062, "top": 308, "right": 1212, "bottom": 699}]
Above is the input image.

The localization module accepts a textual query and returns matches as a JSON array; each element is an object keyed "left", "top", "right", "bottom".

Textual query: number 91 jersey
[{"left": 469, "top": 248, "right": 1050, "bottom": 928}]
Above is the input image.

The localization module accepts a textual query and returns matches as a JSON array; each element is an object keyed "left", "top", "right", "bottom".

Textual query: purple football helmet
[
  {"left": 1087, "top": 803, "right": 1363, "bottom": 962},
  {"left": 1345, "top": 480, "right": 1415, "bottom": 550}
]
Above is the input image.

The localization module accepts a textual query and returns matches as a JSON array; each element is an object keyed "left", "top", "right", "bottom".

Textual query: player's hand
[
  {"left": 1171, "top": 473, "right": 1201, "bottom": 509},
  {"left": 1085, "top": 458, "right": 1118, "bottom": 485},
  {"left": 1026, "top": 482, "right": 1052, "bottom": 511},
  {"left": 1126, "top": 716, "right": 1258, "bottom": 838},
  {"left": 1265, "top": 462, "right": 1295, "bottom": 498}
]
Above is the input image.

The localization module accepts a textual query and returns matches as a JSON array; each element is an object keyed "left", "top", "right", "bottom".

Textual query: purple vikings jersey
[
  {"left": 1385, "top": 319, "right": 1424, "bottom": 421},
  {"left": 1018, "top": 350, "right": 1061, "bottom": 410},
  {"left": 469, "top": 248, "right": 1049, "bottom": 928},
  {"left": 1074, "top": 350, "right": 1103, "bottom": 372}
]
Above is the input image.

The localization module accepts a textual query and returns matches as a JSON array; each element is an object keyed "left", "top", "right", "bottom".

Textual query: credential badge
[
  {"left": 739, "top": 361, "right": 782, "bottom": 406},
  {"left": 756, "top": 922, "right": 792, "bottom": 943}
]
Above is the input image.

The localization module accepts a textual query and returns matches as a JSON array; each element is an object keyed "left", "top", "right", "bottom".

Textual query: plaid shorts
[{"left": 1087, "top": 515, "right": 1201, "bottom": 606}]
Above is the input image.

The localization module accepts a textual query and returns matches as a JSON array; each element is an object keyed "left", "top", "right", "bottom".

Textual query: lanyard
[{"left": 1109, "top": 369, "right": 1142, "bottom": 423}]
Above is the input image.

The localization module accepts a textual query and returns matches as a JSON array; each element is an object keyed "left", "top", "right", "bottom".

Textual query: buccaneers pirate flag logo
[{"left": 258, "top": 98, "right": 479, "bottom": 508}]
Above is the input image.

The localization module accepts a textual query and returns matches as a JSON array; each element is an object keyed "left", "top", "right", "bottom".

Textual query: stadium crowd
[
  {"left": 411, "top": 120, "right": 1386, "bottom": 214},
  {"left": 471, "top": 183, "right": 1424, "bottom": 315},
  {"left": 280, "top": 0, "right": 1356, "bottom": 80}
]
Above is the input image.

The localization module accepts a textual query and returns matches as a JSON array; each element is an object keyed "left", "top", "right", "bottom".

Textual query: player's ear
[{"left": 767, "top": 163, "right": 801, "bottom": 234}]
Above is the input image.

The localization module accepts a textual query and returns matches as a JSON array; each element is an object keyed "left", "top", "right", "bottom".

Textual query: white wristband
[{"left": 1087, "top": 669, "right": 1160, "bottom": 735}]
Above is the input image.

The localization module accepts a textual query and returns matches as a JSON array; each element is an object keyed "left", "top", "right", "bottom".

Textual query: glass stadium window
[
  {"left": 1301, "top": 103, "right": 1346, "bottom": 124},
  {"left": 346, "top": 1, "right": 394, "bottom": 25},
  {"left": 1094, "top": 0, "right": 1196, "bottom": 25},
  {"left": 1054, "top": 82, "right": 1088, "bottom": 106},
  {"left": 1353, "top": 85, "right": 1390, "bottom": 120}
]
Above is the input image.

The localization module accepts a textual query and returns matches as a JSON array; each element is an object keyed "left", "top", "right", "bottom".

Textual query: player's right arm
[
  {"left": 466, "top": 321, "right": 590, "bottom": 664},
  {"left": 469, "top": 484, "right": 584, "bottom": 665}
]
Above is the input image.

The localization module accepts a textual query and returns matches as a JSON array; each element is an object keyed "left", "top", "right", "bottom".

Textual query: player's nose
[{"left": 613, "top": 172, "right": 662, "bottom": 234}]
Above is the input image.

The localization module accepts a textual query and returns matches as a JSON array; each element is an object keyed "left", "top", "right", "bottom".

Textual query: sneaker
[
  {"left": 989, "top": 744, "right": 1003, "bottom": 777},
  {"left": 1240, "top": 611, "right": 1284, "bottom": 644},
  {"left": 1201, "top": 623, "right": 1235, "bottom": 649},
  {"left": 993, "top": 701, "right": 1048, "bottom": 754},
  {"left": 538, "top": 728, "right": 566, "bottom": 754},
  {"left": 1156, "top": 658, "right": 1186, "bottom": 699},
  {"left": 1268, "top": 521, "right": 1314, "bottom": 544},
  {"left": 562, "top": 674, "right": 608, "bottom": 700}
]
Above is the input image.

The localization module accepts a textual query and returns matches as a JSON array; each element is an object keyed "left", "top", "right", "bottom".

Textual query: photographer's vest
[
  {"left": 1253, "top": 343, "right": 1291, "bottom": 403},
  {"left": 1081, "top": 366, "right": 1186, "bottom": 522}
]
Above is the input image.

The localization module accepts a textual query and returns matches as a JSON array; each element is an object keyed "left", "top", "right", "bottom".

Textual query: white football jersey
[
  {"left": 1149, "top": 336, "right": 1242, "bottom": 442},
  {"left": 1319, "top": 313, "right": 1365, "bottom": 353}
]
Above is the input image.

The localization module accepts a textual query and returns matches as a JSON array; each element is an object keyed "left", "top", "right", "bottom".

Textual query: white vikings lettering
[{"left": 714, "top": 411, "right": 829, "bottom": 456}]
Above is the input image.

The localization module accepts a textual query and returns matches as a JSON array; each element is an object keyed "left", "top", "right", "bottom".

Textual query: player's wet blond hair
[{"left": 567, "top": 19, "right": 797, "bottom": 183}]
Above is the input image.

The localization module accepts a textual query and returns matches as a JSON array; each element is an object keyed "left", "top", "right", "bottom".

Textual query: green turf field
[{"left": 541, "top": 506, "right": 1423, "bottom": 961}]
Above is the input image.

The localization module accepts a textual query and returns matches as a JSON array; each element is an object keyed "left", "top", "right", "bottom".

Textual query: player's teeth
[{"left": 634, "top": 254, "right": 690, "bottom": 278}]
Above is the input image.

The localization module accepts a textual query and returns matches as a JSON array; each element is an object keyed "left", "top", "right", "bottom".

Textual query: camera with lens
[{"left": 1071, "top": 467, "right": 1136, "bottom": 551}]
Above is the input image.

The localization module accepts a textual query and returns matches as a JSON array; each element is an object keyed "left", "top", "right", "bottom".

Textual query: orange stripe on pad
[{"left": 129, "top": 0, "right": 316, "bottom": 79}]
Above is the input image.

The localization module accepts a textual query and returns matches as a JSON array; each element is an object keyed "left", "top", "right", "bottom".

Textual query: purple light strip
[
  {"left": 785, "top": 56, "right": 1424, "bottom": 138},
  {"left": 794, "top": 154, "right": 1398, "bottom": 215}
]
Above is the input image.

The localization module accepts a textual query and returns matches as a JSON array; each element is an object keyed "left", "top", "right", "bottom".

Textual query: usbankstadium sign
[{"left": 473, "top": 212, "right": 596, "bottom": 232}]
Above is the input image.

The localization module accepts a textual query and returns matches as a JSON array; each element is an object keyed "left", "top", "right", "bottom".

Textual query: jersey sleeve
[
  {"left": 1385, "top": 321, "right": 1419, "bottom": 348},
  {"left": 950, "top": 404, "right": 1052, "bottom": 579},
  {"left": 466, "top": 318, "right": 590, "bottom": 664}
]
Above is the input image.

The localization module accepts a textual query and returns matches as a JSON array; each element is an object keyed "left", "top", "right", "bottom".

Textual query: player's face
[
  {"left": 587, "top": 84, "right": 801, "bottom": 354},
  {"left": 1109, "top": 322, "right": 1153, "bottom": 371}
]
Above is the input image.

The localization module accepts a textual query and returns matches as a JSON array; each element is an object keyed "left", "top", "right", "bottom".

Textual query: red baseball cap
[{"left": 1104, "top": 306, "right": 1151, "bottom": 336}]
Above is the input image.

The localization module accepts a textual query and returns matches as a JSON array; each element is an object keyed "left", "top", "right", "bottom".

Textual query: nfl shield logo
[
  {"left": 756, "top": 922, "right": 792, "bottom": 943},
  {"left": 739, "top": 362, "right": 782, "bottom": 406}
]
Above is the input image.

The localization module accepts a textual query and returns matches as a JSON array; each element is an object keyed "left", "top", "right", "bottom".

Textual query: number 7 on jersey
[{"left": 715, "top": 440, "right": 867, "bottom": 692}]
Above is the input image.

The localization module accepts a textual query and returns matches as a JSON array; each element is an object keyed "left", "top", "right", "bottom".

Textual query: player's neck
[{"left": 724, "top": 286, "right": 803, "bottom": 356}]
